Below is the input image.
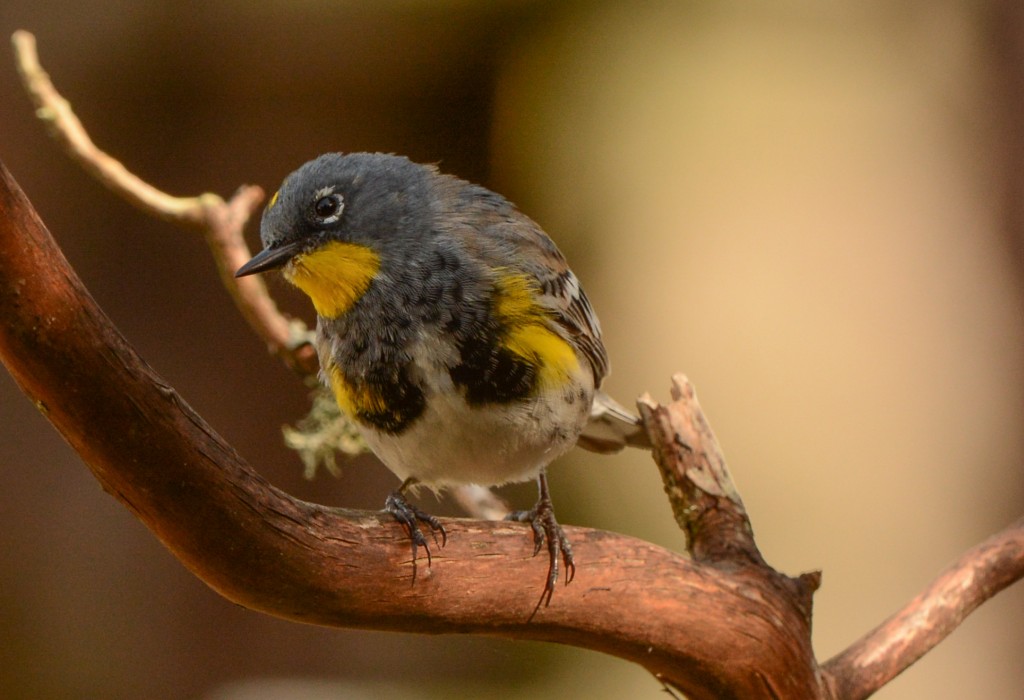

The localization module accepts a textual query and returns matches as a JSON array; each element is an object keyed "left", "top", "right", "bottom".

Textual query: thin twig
[
  {"left": 451, "top": 484, "right": 511, "bottom": 521},
  {"left": 823, "top": 516, "right": 1024, "bottom": 700},
  {"left": 11, "top": 29, "right": 316, "bottom": 375},
  {"left": 13, "top": 30, "right": 212, "bottom": 225}
]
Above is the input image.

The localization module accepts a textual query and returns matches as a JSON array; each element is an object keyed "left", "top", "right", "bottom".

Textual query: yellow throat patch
[
  {"left": 284, "top": 240, "right": 381, "bottom": 318},
  {"left": 494, "top": 272, "right": 580, "bottom": 389}
]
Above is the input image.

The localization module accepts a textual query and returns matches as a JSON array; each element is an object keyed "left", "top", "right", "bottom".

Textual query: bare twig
[
  {"left": 451, "top": 484, "right": 511, "bottom": 520},
  {"left": 11, "top": 29, "right": 317, "bottom": 375},
  {"left": 12, "top": 30, "right": 211, "bottom": 225},
  {"left": 823, "top": 516, "right": 1024, "bottom": 699},
  {"left": 637, "top": 375, "right": 762, "bottom": 565}
]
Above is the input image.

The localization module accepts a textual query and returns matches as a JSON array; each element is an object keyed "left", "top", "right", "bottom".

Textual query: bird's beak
[{"left": 235, "top": 240, "right": 304, "bottom": 277}]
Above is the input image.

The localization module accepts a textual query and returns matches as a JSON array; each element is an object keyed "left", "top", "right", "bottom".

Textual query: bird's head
[{"left": 235, "top": 152, "right": 434, "bottom": 318}]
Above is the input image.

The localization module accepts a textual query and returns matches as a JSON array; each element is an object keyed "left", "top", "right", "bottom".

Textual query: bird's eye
[{"left": 312, "top": 192, "right": 344, "bottom": 224}]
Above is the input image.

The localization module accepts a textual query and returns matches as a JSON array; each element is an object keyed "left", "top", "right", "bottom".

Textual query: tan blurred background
[{"left": 1, "top": 1, "right": 1022, "bottom": 698}]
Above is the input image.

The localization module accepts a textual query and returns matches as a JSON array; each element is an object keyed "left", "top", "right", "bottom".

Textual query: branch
[
  {"left": 11, "top": 29, "right": 317, "bottom": 376},
  {"left": 823, "top": 516, "right": 1024, "bottom": 699},
  {"left": 0, "top": 159, "right": 833, "bottom": 698},
  {"left": 639, "top": 377, "right": 763, "bottom": 565}
]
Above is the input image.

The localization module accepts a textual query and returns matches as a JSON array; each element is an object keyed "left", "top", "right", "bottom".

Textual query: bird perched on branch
[{"left": 236, "top": 153, "right": 643, "bottom": 605}]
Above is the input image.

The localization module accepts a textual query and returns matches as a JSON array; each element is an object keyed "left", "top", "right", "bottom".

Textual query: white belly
[{"left": 361, "top": 378, "right": 593, "bottom": 490}]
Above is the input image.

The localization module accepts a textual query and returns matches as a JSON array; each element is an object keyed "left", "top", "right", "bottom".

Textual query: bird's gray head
[{"left": 235, "top": 152, "right": 435, "bottom": 279}]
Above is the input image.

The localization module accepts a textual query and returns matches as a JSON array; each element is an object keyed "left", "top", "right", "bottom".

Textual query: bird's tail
[{"left": 578, "top": 391, "right": 652, "bottom": 453}]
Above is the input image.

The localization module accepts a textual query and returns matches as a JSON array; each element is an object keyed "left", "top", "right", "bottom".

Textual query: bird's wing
[
  {"left": 433, "top": 178, "right": 609, "bottom": 384},
  {"left": 485, "top": 216, "right": 608, "bottom": 381}
]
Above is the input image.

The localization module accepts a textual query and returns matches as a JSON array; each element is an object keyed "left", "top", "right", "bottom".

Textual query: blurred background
[{"left": 1, "top": 1, "right": 1022, "bottom": 698}]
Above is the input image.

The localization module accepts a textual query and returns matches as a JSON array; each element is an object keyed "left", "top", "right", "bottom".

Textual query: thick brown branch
[
  {"left": 0, "top": 160, "right": 831, "bottom": 698},
  {"left": 823, "top": 516, "right": 1024, "bottom": 699}
]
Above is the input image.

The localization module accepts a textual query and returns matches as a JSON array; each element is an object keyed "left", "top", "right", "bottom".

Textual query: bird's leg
[
  {"left": 506, "top": 470, "right": 575, "bottom": 607},
  {"left": 384, "top": 477, "right": 447, "bottom": 583}
]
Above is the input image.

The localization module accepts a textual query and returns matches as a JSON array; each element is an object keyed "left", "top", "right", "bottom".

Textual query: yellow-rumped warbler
[{"left": 236, "top": 153, "right": 638, "bottom": 604}]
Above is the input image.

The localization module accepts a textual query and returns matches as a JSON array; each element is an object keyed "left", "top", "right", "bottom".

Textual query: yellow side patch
[
  {"left": 284, "top": 240, "right": 380, "bottom": 318},
  {"left": 327, "top": 365, "right": 384, "bottom": 419},
  {"left": 267, "top": 190, "right": 280, "bottom": 210},
  {"left": 494, "top": 272, "right": 579, "bottom": 389}
]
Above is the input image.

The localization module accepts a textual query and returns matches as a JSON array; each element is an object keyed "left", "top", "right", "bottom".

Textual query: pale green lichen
[{"left": 282, "top": 384, "right": 366, "bottom": 479}]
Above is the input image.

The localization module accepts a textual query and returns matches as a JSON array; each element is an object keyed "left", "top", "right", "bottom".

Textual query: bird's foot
[
  {"left": 384, "top": 489, "right": 447, "bottom": 584},
  {"left": 506, "top": 489, "right": 575, "bottom": 608}
]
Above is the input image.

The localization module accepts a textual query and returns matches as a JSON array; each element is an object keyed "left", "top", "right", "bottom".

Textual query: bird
[{"left": 236, "top": 152, "right": 641, "bottom": 606}]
